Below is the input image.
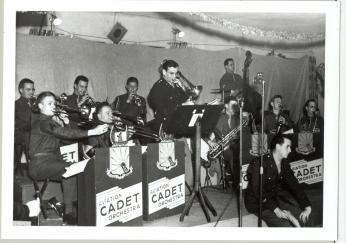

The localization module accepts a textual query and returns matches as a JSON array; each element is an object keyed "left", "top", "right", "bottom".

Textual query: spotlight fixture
[
  {"left": 169, "top": 27, "right": 187, "bottom": 48},
  {"left": 47, "top": 13, "right": 62, "bottom": 36},
  {"left": 172, "top": 27, "right": 185, "bottom": 40},
  {"left": 52, "top": 16, "right": 62, "bottom": 26},
  {"left": 49, "top": 13, "right": 62, "bottom": 27}
]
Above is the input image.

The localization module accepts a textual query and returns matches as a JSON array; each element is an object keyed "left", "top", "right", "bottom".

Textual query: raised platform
[{"left": 28, "top": 185, "right": 322, "bottom": 227}]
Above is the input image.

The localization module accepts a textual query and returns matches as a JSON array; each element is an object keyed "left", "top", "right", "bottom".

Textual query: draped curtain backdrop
[{"left": 16, "top": 34, "right": 310, "bottom": 123}]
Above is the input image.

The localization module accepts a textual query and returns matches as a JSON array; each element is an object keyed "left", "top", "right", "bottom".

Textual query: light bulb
[
  {"left": 178, "top": 31, "right": 185, "bottom": 38},
  {"left": 53, "top": 18, "right": 62, "bottom": 26}
]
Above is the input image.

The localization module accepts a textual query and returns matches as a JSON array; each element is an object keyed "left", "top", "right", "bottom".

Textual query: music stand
[{"left": 166, "top": 104, "right": 223, "bottom": 222}]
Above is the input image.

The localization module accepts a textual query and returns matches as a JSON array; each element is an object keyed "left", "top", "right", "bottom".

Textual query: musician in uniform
[
  {"left": 14, "top": 78, "right": 36, "bottom": 173},
  {"left": 245, "top": 134, "right": 313, "bottom": 227},
  {"left": 65, "top": 75, "right": 91, "bottom": 129},
  {"left": 208, "top": 96, "right": 248, "bottom": 187},
  {"left": 147, "top": 59, "right": 190, "bottom": 133},
  {"left": 219, "top": 58, "right": 243, "bottom": 98},
  {"left": 264, "top": 95, "right": 293, "bottom": 135},
  {"left": 88, "top": 102, "right": 114, "bottom": 148},
  {"left": 112, "top": 77, "right": 147, "bottom": 125},
  {"left": 29, "top": 91, "right": 108, "bottom": 225},
  {"left": 297, "top": 99, "right": 324, "bottom": 133}
]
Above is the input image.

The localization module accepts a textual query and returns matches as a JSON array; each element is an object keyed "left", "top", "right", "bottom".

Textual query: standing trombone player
[{"left": 147, "top": 59, "right": 202, "bottom": 134}]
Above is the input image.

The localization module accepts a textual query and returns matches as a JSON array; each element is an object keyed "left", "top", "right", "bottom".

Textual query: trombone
[
  {"left": 78, "top": 92, "right": 96, "bottom": 107},
  {"left": 174, "top": 71, "right": 203, "bottom": 101},
  {"left": 54, "top": 93, "right": 91, "bottom": 117},
  {"left": 77, "top": 111, "right": 161, "bottom": 142}
]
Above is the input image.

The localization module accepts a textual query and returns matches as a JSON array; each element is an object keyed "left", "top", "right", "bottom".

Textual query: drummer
[{"left": 219, "top": 58, "right": 243, "bottom": 98}]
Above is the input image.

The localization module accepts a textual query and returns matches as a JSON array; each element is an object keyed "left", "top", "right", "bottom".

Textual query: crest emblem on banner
[
  {"left": 107, "top": 147, "right": 133, "bottom": 179},
  {"left": 157, "top": 142, "right": 178, "bottom": 171},
  {"left": 296, "top": 132, "right": 315, "bottom": 155},
  {"left": 249, "top": 133, "right": 269, "bottom": 156}
]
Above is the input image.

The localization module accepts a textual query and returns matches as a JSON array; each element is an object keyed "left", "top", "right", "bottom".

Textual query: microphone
[{"left": 254, "top": 72, "right": 264, "bottom": 84}]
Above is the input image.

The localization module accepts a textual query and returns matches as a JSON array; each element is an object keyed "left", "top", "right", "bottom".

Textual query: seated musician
[
  {"left": 29, "top": 91, "right": 108, "bottom": 225},
  {"left": 112, "top": 77, "right": 147, "bottom": 125},
  {"left": 245, "top": 134, "right": 313, "bottom": 227},
  {"left": 207, "top": 96, "right": 245, "bottom": 186},
  {"left": 297, "top": 99, "right": 324, "bottom": 133},
  {"left": 88, "top": 102, "right": 115, "bottom": 148},
  {"left": 264, "top": 95, "right": 293, "bottom": 135}
]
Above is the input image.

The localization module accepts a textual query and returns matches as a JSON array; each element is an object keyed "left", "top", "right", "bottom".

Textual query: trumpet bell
[
  {"left": 56, "top": 93, "right": 68, "bottom": 103},
  {"left": 80, "top": 105, "right": 91, "bottom": 117}
]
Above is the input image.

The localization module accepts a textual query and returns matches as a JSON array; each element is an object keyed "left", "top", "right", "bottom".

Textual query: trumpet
[
  {"left": 79, "top": 92, "right": 96, "bottom": 107},
  {"left": 128, "top": 93, "right": 142, "bottom": 107},
  {"left": 134, "top": 94, "right": 142, "bottom": 107},
  {"left": 55, "top": 93, "right": 68, "bottom": 104},
  {"left": 29, "top": 95, "right": 38, "bottom": 106},
  {"left": 174, "top": 71, "right": 203, "bottom": 100}
]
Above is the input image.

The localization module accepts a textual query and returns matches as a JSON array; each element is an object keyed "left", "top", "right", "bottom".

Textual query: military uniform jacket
[
  {"left": 14, "top": 97, "right": 34, "bottom": 144},
  {"left": 29, "top": 114, "right": 88, "bottom": 158},
  {"left": 88, "top": 130, "right": 111, "bottom": 148},
  {"left": 112, "top": 93, "right": 147, "bottom": 122},
  {"left": 264, "top": 111, "right": 293, "bottom": 134},
  {"left": 219, "top": 72, "right": 243, "bottom": 97},
  {"left": 147, "top": 78, "right": 188, "bottom": 121},
  {"left": 297, "top": 115, "right": 324, "bottom": 133},
  {"left": 244, "top": 153, "right": 311, "bottom": 213}
]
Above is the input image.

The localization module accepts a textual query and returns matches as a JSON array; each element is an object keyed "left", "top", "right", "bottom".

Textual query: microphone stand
[
  {"left": 219, "top": 140, "right": 227, "bottom": 190},
  {"left": 238, "top": 96, "right": 244, "bottom": 227},
  {"left": 256, "top": 73, "right": 265, "bottom": 227}
]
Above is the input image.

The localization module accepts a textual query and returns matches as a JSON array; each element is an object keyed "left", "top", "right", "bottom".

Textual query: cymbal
[{"left": 210, "top": 89, "right": 233, "bottom": 94}]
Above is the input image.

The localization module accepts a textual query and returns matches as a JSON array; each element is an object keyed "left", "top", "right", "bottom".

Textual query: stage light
[
  {"left": 52, "top": 17, "right": 62, "bottom": 26},
  {"left": 178, "top": 31, "right": 185, "bottom": 38},
  {"left": 172, "top": 27, "right": 184, "bottom": 38}
]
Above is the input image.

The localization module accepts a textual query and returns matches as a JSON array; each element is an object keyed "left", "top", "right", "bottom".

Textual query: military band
[{"left": 13, "top": 57, "right": 322, "bottom": 227}]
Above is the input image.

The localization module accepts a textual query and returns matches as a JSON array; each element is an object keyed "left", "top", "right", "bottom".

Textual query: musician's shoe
[
  {"left": 47, "top": 197, "right": 65, "bottom": 218},
  {"left": 63, "top": 212, "right": 77, "bottom": 225}
]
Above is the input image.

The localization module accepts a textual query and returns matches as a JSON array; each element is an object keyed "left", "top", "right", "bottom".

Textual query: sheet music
[{"left": 62, "top": 158, "right": 90, "bottom": 178}]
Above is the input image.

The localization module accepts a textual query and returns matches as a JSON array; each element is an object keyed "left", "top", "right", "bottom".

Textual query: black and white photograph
[{"left": 0, "top": 0, "right": 341, "bottom": 241}]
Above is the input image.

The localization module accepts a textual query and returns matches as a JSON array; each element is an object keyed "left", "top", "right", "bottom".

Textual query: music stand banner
[
  {"left": 142, "top": 141, "right": 185, "bottom": 221},
  {"left": 290, "top": 158, "right": 323, "bottom": 184},
  {"left": 60, "top": 143, "right": 78, "bottom": 163},
  {"left": 78, "top": 146, "right": 143, "bottom": 226}
]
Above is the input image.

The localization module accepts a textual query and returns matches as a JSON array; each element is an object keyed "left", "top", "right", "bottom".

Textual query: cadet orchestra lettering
[
  {"left": 98, "top": 192, "right": 140, "bottom": 220},
  {"left": 291, "top": 163, "right": 322, "bottom": 182},
  {"left": 150, "top": 183, "right": 184, "bottom": 208}
]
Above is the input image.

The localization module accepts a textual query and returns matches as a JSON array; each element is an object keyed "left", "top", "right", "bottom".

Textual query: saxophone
[{"left": 207, "top": 118, "right": 248, "bottom": 160}]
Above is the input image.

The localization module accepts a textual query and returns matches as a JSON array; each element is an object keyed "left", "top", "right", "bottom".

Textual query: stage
[{"left": 15, "top": 179, "right": 322, "bottom": 227}]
